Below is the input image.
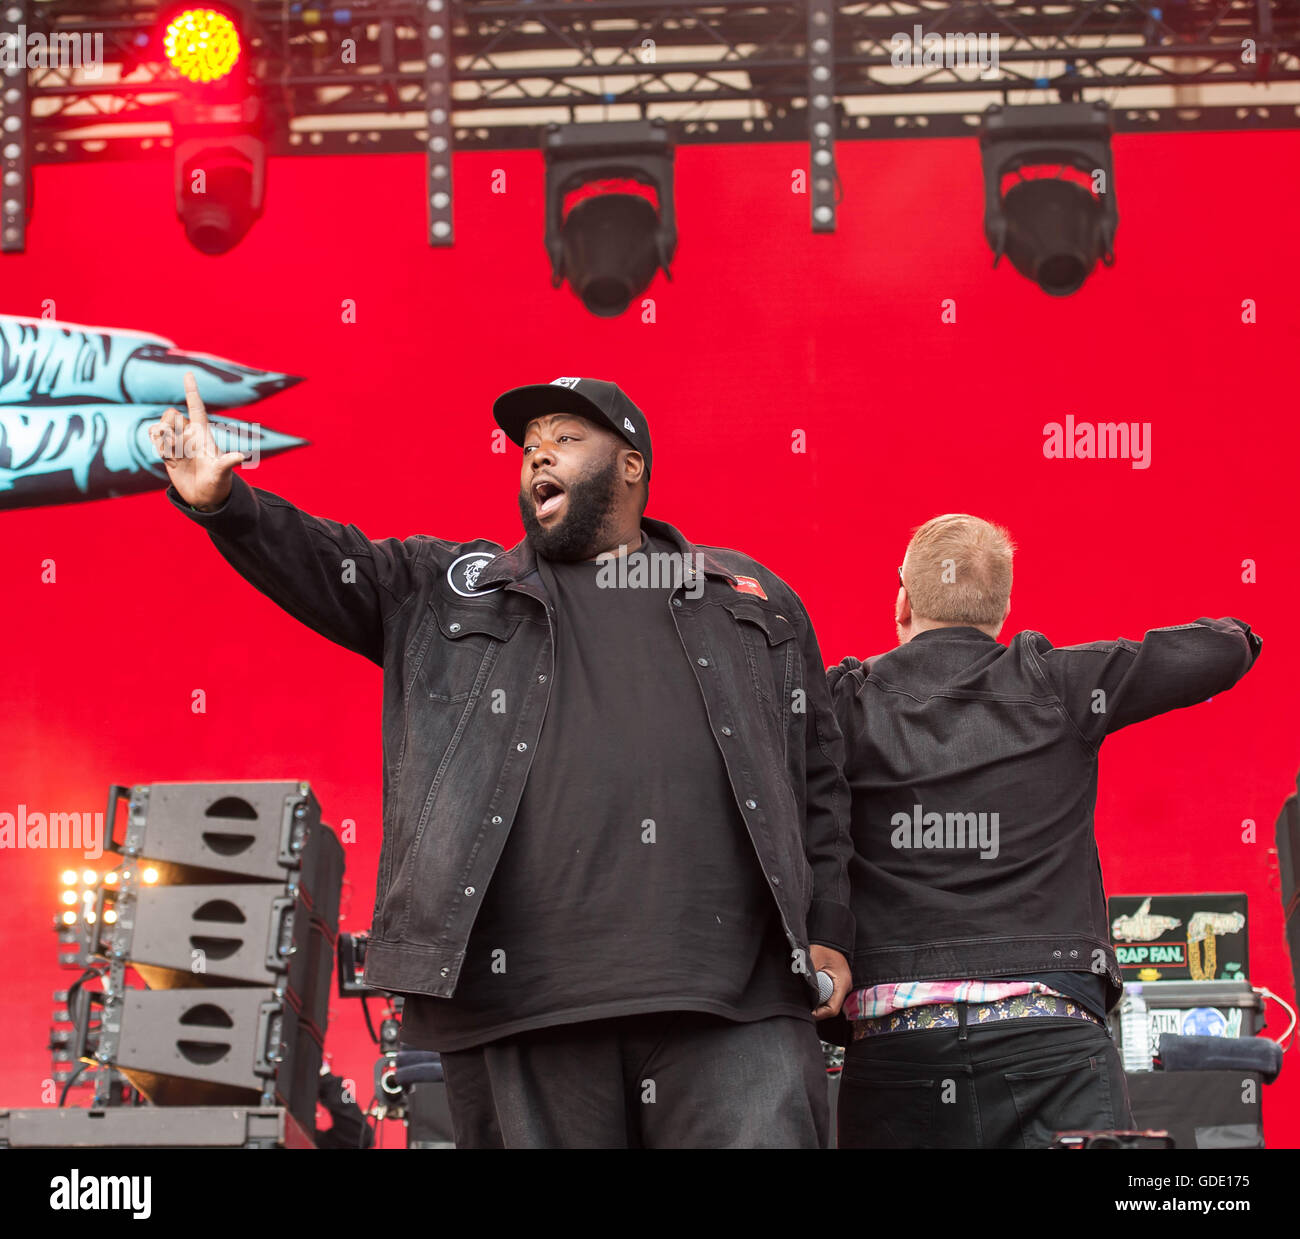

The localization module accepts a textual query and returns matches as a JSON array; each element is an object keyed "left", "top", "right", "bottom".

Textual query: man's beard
[{"left": 518, "top": 451, "right": 621, "bottom": 562}]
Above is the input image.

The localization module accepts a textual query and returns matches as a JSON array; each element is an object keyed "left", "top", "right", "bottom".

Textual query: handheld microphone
[{"left": 817, "top": 970, "right": 834, "bottom": 1005}]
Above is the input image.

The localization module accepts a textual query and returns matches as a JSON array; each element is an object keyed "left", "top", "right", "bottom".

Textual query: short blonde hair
[{"left": 903, "top": 514, "right": 1015, "bottom": 627}]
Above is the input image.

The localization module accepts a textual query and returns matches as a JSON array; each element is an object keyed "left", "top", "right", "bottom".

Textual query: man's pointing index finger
[{"left": 183, "top": 370, "right": 208, "bottom": 425}]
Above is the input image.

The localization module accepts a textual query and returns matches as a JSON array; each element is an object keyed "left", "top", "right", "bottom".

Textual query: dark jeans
[
  {"left": 434, "top": 1010, "right": 829, "bottom": 1148},
  {"left": 838, "top": 1012, "right": 1133, "bottom": 1149}
]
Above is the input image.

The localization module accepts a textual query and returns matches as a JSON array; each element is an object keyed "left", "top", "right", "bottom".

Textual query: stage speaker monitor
[
  {"left": 106, "top": 986, "right": 322, "bottom": 1136},
  {"left": 114, "top": 782, "right": 340, "bottom": 909},
  {"left": 1125, "top": 1071, "right": 1264, "bottom": 1149},
  {"left": 115, "top": 883, "right": 336, "bottom": 1036}
]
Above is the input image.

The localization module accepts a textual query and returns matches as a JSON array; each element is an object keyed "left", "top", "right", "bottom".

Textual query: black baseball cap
[{"left": 492, "top": 377, "right": 652, "bottom": 478}]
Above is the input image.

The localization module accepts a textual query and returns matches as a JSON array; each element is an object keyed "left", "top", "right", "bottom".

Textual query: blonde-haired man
[{"left": 827, "top": 513, "right": 1261, "bottom": 1149}]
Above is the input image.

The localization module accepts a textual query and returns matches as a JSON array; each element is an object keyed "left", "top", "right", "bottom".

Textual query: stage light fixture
[
  {"left": 82, "top": 869, "right": 96, "bottom": 885},
  {"left": 61, "top": 891, "right": 77, "bottom": 907},
  {"left": 174, "top": 120, "right": 266, "bottom": 255},
  {"left": 165, "top": 8, "right": 242, "bottom": 84},
  {"left": 543, "top": 120, "right": 677, "bottom": 319},
  {"left": 980, "top": 102, "right": 1118, "bottom": 297},
  {"left": 61, "top": 910, "right": 77, "bottom": 926},
  {"left": 62, "top": 870, "right": 76, "bottom": 886},
  {"left": 167, "top": 6, "right": 265, "bottom": 257},
  {"left": 424, "top": 4, "right": 454, "bottom": 246},
  {"left": 143, "top": 867, "right": 159, "bottom": 884},
  {"left": 0, "top": 4, "right": 30, "bottom": 253}
]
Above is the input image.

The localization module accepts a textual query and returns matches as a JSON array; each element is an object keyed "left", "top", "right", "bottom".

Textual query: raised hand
[{"left": 148, "top": 370, "right": 247, "bottom": 510}]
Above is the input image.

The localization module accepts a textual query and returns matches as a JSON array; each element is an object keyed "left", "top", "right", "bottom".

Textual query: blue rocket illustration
[
  {"left": 0, "top": 314, "right": 307, "bottom": 510},
  {"left": 0, "top": 317, "right": 302, "bottom": 409},
  {"left": 0, "top": 404, "right": 309, "bottom": 510}
]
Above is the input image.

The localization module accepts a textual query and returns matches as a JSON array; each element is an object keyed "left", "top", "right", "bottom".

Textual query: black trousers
[
  {"left": 837, "top": 1013, "right": 1133, "bottom": 1149},
  {"left": 434, "top": 1010, "right": 830, "bottom": 1149}
]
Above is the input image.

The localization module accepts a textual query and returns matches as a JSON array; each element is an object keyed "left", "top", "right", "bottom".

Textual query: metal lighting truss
[{"left": 5, "top": 0, "right": 1299, "bottom": 244}]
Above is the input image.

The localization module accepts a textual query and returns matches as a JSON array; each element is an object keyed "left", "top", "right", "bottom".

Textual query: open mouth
[{"left": 532, "top": 477, "right": 567, "bottom": 519}]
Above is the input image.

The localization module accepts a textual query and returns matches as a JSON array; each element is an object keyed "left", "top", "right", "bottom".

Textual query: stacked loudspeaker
[{"left": 73, "top": 781, "right": 343, "bottom": 1141}]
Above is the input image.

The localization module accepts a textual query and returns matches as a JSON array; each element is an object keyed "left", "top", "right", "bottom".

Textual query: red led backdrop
[{"left": 1, "top": 132, "right": 1297, "bottom": 1145}]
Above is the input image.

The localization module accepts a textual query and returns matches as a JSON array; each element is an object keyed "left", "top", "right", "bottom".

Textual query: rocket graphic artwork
[{"left": 0, "top": 315, "right": 308, "bottom": 510}]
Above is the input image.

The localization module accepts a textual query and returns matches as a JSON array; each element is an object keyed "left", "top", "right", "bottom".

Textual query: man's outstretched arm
[
  {"left": 153, "top": 371, "right": 420, "bottom": 666},
  {"left": 1037, "top": 617, "right": 1262, "bottom": 746}
]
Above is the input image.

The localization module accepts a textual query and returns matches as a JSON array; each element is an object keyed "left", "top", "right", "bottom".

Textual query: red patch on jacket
[{"left": 730, "top": 575, "right": 768, "bottom": 600}]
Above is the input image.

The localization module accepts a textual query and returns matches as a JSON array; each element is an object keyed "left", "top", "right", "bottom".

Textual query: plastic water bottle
[{"left": 1119, "top": 985, "right": 1150, "bottom": 1072}]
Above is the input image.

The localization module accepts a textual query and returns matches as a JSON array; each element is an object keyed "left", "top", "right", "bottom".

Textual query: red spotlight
[{"left": 165, "top": 8, "right": 242, "bottom": 84}]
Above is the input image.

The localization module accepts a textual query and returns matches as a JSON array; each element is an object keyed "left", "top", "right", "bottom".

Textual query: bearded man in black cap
[{"left": 151, "top": 372, "right": 853, "bottom": 1149}]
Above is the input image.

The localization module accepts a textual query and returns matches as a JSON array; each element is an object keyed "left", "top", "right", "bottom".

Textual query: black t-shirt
[
  {"left": 400, "top": 534, "right": 810, "bottom": 1051},
  {"left": 1019, "top": 971, "right": 1111, "bottom": 1018}
]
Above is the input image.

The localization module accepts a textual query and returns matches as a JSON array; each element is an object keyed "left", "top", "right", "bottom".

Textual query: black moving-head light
[
  {"left": 543, "top": 119, "right": 677, "bottom": 318},
  {"left": 980, "top": 101, "right": 1119, "bottom": 297}
]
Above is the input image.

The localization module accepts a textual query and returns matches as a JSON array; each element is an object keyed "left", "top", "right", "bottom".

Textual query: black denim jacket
[
  {"left": 166, "top": 475, "right": 854, "bottom": 1002},
  {"left": 828, "top": 618, "right": 1262, "bottom": 1012}
]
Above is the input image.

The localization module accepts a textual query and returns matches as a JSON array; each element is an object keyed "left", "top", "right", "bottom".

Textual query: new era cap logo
[
  {"left": 551, "top": 376, "right": 581, "bottom": 389},
  {"left": 623, "top": 417, "right": 636, "bottom": 434}
]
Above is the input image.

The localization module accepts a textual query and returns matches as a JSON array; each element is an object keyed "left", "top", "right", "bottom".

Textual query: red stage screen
[{"left": 2, "top": 131, "right": 1297, "bottom": 1145}]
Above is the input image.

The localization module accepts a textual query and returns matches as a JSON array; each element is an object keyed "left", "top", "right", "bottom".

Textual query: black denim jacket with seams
[
  {"left": 167, "top": 474, "right": 855, "bottom": 1004},
  {"left": 828, "top": 617, "right": 1262, "bottom": 1018}
]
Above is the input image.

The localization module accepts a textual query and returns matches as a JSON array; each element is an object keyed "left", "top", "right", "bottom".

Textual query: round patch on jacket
[{"left": 447, "top": 551, "right": 503, "bottom": 597}]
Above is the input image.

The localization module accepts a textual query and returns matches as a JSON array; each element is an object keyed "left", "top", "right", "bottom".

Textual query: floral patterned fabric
[{"left": 851, "top": 991, "right": 1104, "bottom": 1040}]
